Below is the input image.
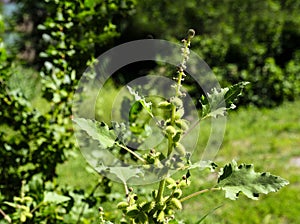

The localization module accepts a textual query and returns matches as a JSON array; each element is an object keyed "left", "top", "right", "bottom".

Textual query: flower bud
[
  {"left": 157, "top": 210, "right": 165, "bottom": 222},
  {"left": 175, "top": 108, "right": 184, "bottom": 119},
  {"left": 188, "top": 29, "right": 195, "bottom": 39},
  {"left": 117, "top": 202, "right": 129, "bottom": 209},
  {"left": 174, "top": 142, "right": 186, "bottom": 156},
  {"left": 170, "top": 97, "right": 183, "bottom": 108},
  {"left": 165, "top": 125, "right": 176, "bottom": 137},
  {"left": 175, "top": 119, "right": 189, "bottom": 131},
  {"left": 169, "top": 198, "right": 182, "bottom": 210},
  {"left": 173, "top": 189, "right": 182, "bottom": 198}
]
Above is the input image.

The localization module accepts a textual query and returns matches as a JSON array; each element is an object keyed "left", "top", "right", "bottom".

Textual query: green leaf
[
  {"left": 200, "top": 87, "right": 228, "bottom": 118},
  {"left": 4, "top": 201, "right": 17, "bottom": 208},
  {"left": 205, "top": 107, "right": 227, "bottom": 119},
  {"left": 73, "top": 118, "right": 116, "bottom": 148},
  {"left": 200, "top": 82, "right": 250, "bottom": 119},
  {"left": 129, "top": 100, "right": 144, "bottom": 123},
  {"left": 217, "top": 160, "right": 289, "bottom": 200},
  {"left": 188, "top": 160, "right": 218, "bottom": 171},
  {"left": 43, "top": 192, "right": 70, "bottom": 204},
  {"left": 224, "top": 82, "right": 250, "bottom": 108},
  {"left": 141, "top": 201, "right": 155, "bottom": 212},
  {"left": 127, "top": 86, "right": 153, "bottom": 117},
  {"left": 95, "top": 164, "right": 143, "bottom": 184},
  {"left": 136, "top": 211, "right": 148, "bottom": 223}
]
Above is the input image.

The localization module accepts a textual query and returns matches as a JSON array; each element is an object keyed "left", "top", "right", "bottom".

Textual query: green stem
[
  {"left": 156, "top": 136, "right": 173, "bottom": 203},
  {"left": 156, "top": 30, "right": 194, "bottom": 205},
  {"left": 167, "top": 135, "right": 173, "bottom": 157},
  {"left": 176, "top": 71, "right": 184, "bottom": 96},
  {"left": 171, "top": 104, "right": 176, "bottom": 124},
  {"left": 180, "top": 187, "right": 221, "bottom": 202},
  {"left": 156, "top": 179, "right": 166, "bottom": 203},
  {"left": 116, "top": 143, "right": 146, "bottom": 163},
  {"left": 30, "top": 201, "right": 45, "bottom": 214}
]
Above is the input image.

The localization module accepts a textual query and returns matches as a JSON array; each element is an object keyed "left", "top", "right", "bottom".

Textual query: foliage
[
  {"left": 199, "top": 82, "right": 249, "bottom": 119},
  {"left": 13, "top": 0, "right": 136, "bottom": 68},
  {"left": 0, "top": 17, "right": 76, "bottom": 224},
  {"left": 217, "top": 160, "right": 289, "bottom": 200},
  {"left": 8, "top": 0, "right": 300, "bottom": 107},
  {"left": 73, "top": 31, "right": 288, "bottom": 223},
  {"left": 1, "top": 9, "right": 74, "bottom": 200},
  {"left": 11, "top": 0, "right": 300, "bottom": 106},
  {"left": 122, "top": 0, "right": 300, "bottom": 106},
  {"left": 58, "top": 99, "right": 300, "bottom": 223},
  {"left": 1, "top": 0, "right": 135, "bottom": 222},
  {"left": 1, "top": 0, "right": 295, "bottom": 221},
  {"left": 1, "top": 173, "right": 114, "bottom": 223}
]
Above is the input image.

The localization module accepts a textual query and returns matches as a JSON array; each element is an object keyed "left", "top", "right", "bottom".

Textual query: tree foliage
[
  {"left": 11, "top": 0, "right": 300, "bottom": 106},
  {"left": 0, "top": 1, "right": 135, "bottom": 221},
  {"left": 124, "top": 0, "right": 300, "bottom": 106}
]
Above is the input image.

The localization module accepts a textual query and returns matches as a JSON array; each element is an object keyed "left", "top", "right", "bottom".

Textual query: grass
[
  {"left": 179, "top": 100, "right": 300, "bottom": 223},
  {"left": 57, "top": 99, "right": 300, "bottom": 223}
]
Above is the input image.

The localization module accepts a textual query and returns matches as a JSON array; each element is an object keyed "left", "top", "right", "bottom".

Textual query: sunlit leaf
[
  {"left": 95, "top": 164, "right": 143, "bottom": 184},
  {"left": 73, "top": 118, "right": 116, "bottom": 148},
  {"left": 224, "top": 82, "right": 250, "bottom": 107},
  {"left": 217, "top": 160, "right": 289, "bottom": 200},
  {"left": 127, "top": 86, "right": 153, "bottom": 117},
  {"left": 200, "top": 82, "right": 250, "bottom": 119},
  {"left": 43, "top": 192, "right": 70, "bottom": 204}
]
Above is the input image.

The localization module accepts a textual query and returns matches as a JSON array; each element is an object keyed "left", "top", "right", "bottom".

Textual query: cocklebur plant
[{"left": 73, "top": 30, "right": 289, "bottom": 223}]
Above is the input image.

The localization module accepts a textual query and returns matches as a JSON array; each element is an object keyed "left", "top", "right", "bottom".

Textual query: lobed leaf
[
  {"left": 223, "top": 81, "right": 250, "bottom": 108},
  {"left": 188, "top": 160, "right": 218, "bottom": 171},
  {"left": 217, "top": 160, "right": 289, "bottom": 200},
  {"left": 200, "top": 82, "right": 249, "bottom": 119},
  {"left": 127, "top": 86, "right": 153, "bottom": 117},
  {"left": 73, "top": 118, "right": 116, "bottom": 148}
]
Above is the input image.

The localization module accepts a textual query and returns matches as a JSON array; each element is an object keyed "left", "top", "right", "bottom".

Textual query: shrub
[{"left": 72, "top": 30, "right": 288, "bottom": 223}]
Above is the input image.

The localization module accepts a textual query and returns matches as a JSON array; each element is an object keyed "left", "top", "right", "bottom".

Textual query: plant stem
[
  {"left": 156, "top": 179, "right": 166, "bottom": 203},
  {"left": 116, "top": 142, "right": 146, "bottom": 163},
  {"left": 171, "top": 104, "right": 176, "bottom": 124},
  {"left": 124, "top": 182, "right": 130, "bottom": 203},
  {"left": 30, "top": 201, "right": 45, "bottom": 214},
  {"left": 0, "top": 208, "right": 11, "bottom": 223},
  {"left": 155, "top": 31, "right": 194, "bottom": 204},
  {"left": 156, "top": 136, "right": 173, "bottom": 203},
  {"left": 180, "top": 187, "right": 221, "bottom": 202},
  {"left": 175, "top": 71, "right": 184, "bottom": 96},
  {"left": 167, "top": 135, "right": 173, "bottom": 157}
]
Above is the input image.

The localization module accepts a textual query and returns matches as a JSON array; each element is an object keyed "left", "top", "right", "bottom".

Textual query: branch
[
  {"left": 0, "top": 208, "right": 12, "bottom": 223},
  {"left": 116, "top": 142, "right": 146, "bottom": 163},
  {"left": 180, "top": 187, "right": 221, "bottom": 203}
]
